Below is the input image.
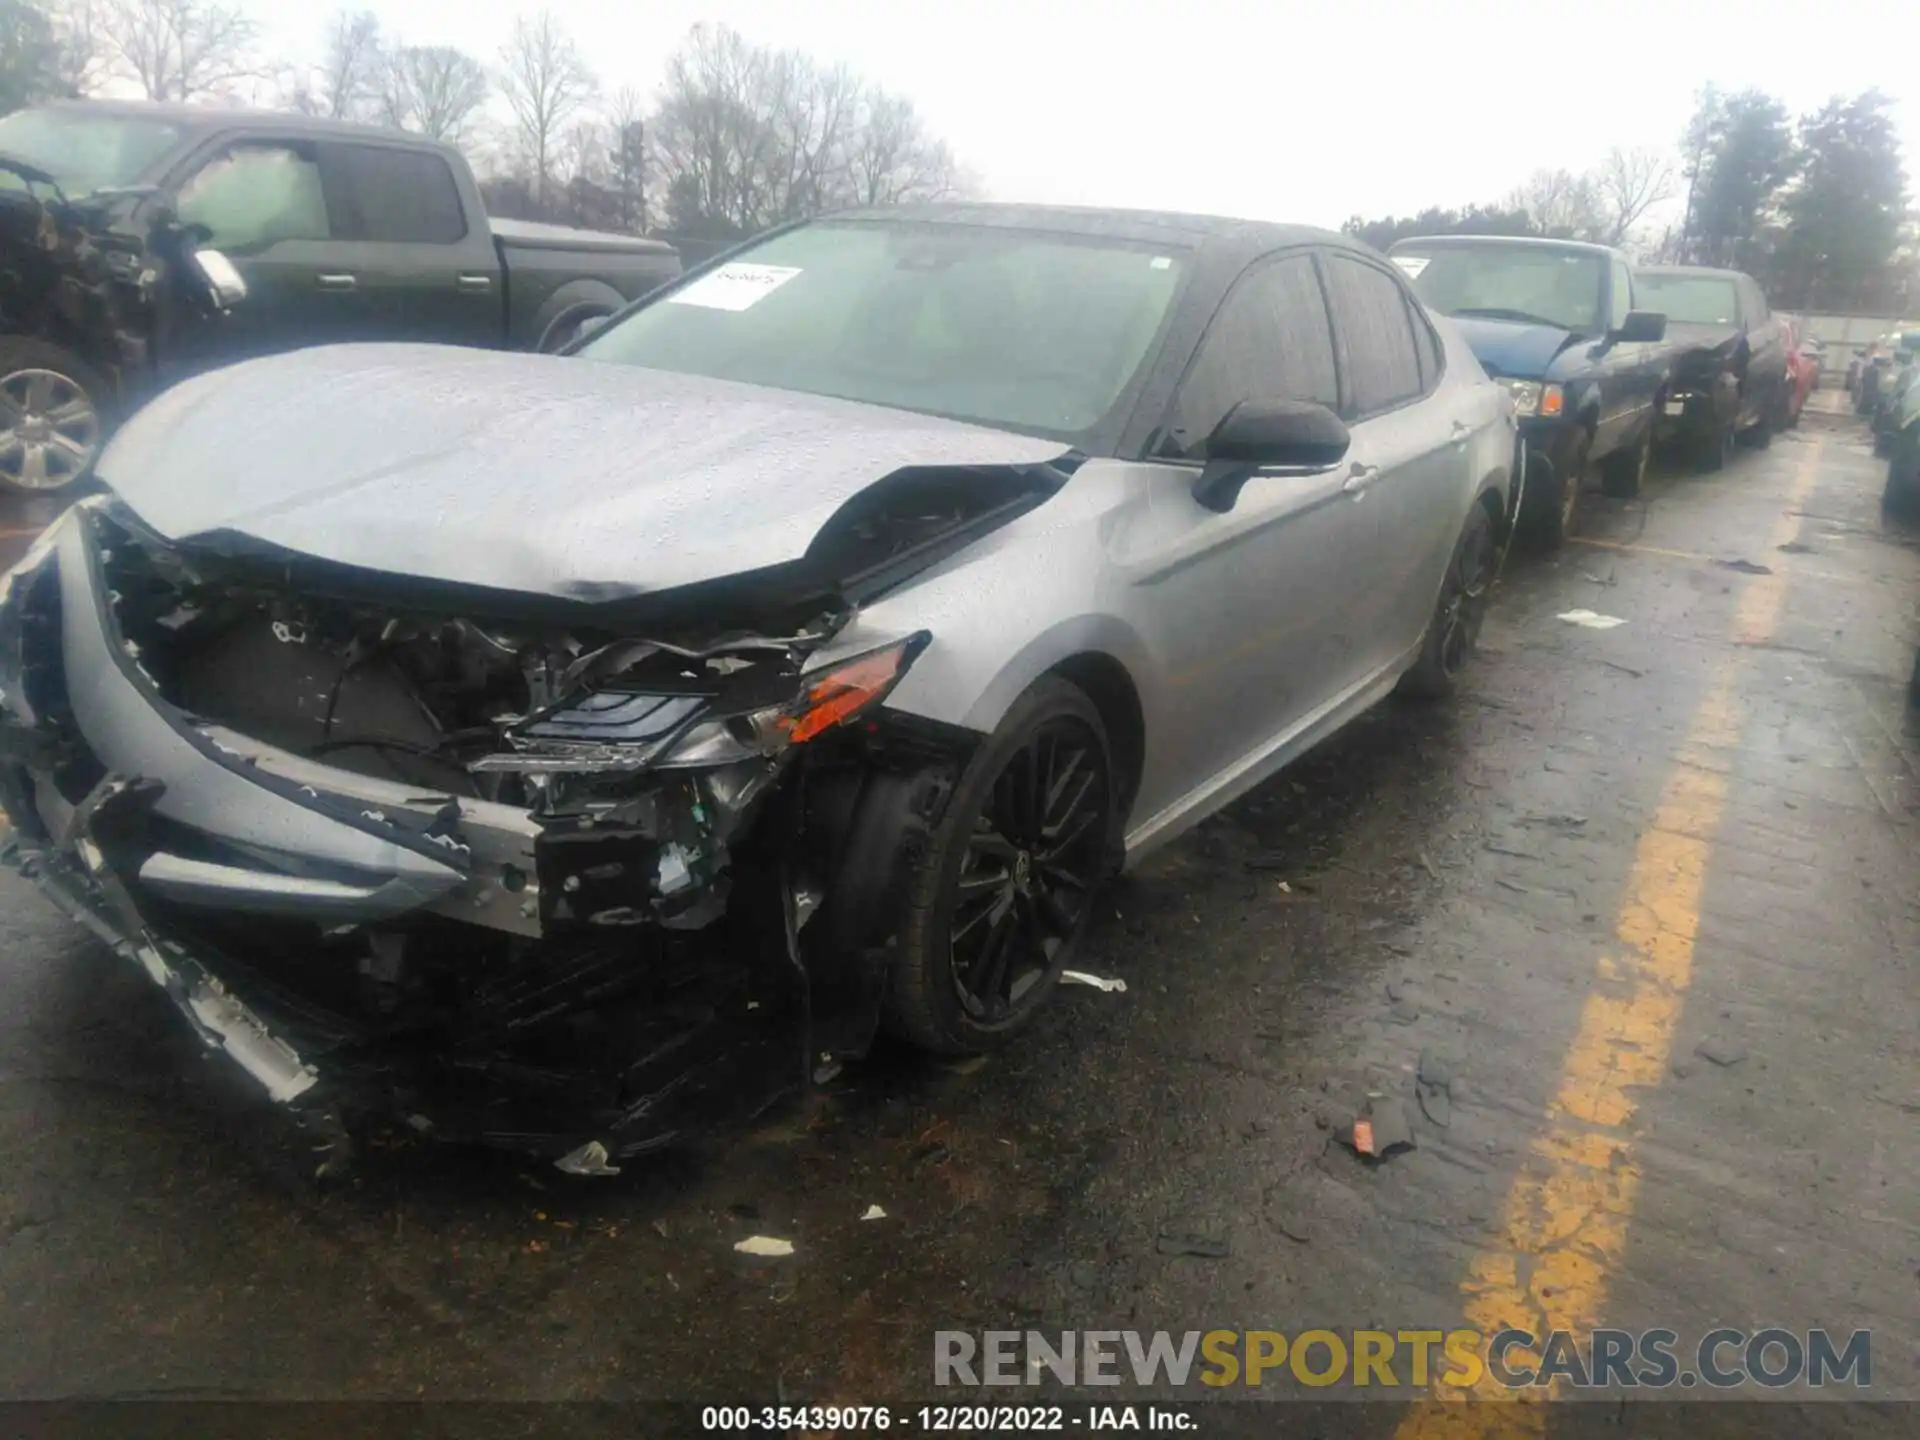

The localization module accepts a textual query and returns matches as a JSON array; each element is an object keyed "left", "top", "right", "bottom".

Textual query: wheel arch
[
  {"left": 529, "top": 279, "right": 627, "bottom": 353},
  {"left": 0, "top": 327, "right": 121, "bottom": 403},
  {"left": 1047, "top": 650, "right": 1147, "bottom": 816}
]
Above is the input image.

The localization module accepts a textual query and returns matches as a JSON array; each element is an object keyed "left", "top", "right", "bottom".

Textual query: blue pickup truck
[{"left": 1388, "top": 236, "right": 1670, "bottom": 549}]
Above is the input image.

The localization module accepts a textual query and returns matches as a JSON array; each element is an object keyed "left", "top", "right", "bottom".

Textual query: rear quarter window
[{"left": 326, "top": 144, "right": 467, "bottom": 244}]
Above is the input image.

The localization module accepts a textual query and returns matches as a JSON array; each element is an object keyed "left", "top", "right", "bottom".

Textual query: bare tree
[
  {"left": 845, "top": 87, "right": 961, "bottom": 207},
  {"left": 647, "top": 23, "right": 965, "bottom": 239},
  {"left": 765, "top": 51, "right": 860, "bottom": 220},
  {"left": 1596, "top": 146, "right": 1678, "bottom": 246},
  {"left": 100, "top": 0, "right": 258, "bottom": 102},
  {"left": 378, "top": 43, "right": 489, "bottom": 143},
  {"left": 312, "top": 9, "right": 382, "bottom": 120},
  {"left": 606, "top": 83, "right": 648, "bottom": 231},
  {"left": 647, "top": 22, "right": 773, "bottom": 234},
  {"left": 498, "top": 10, "right": 595, "bottom": 206},
  {"left": 1506, "top": 167, "right": 1606, "bottom": 242},
  {"left": 44, "top": 0, "right": 115, "bottom": 97}
]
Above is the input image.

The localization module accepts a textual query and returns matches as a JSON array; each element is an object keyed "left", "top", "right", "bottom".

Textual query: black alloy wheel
[
  {"left": 949, "top": 717, "right": 1109, "bottom": 1024},
  {"left": 1401, "top": 501, "right": 1496, "bottom": 699},
  {"left": 884, "top": 678, "right": 1115, "bottom": 1054}
]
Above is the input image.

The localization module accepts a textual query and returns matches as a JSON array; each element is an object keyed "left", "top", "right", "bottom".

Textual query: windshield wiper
[{"left": 1450, "top": 306, "right": 1573, "bottom": 331}]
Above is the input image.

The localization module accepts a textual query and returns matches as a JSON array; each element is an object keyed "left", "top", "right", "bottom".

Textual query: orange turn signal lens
[
  {"left": 782, "top": 634, "right": 930, "bottom": 744},
  {"left": 1538, "top": 384, "right": 1565, "bottom": 418}
]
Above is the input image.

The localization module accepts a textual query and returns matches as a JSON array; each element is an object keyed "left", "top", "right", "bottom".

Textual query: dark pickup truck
[
  {"left": 1634, "top": 265, "right": 1792, "bottom": 473},
  {"left": 1387, "top": 235, "right": 1669, "bottom": 548},
  {"left": 0, "top": 101, "right": 681, "bottom": 495}
]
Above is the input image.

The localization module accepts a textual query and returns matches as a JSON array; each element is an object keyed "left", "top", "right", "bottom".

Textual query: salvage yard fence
[{"left": 1793, "top": 313, "right": 1920, "bottom": 382}]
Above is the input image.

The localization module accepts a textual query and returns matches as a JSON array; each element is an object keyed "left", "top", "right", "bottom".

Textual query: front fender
[{"left": 873, "top": 609, "right": 1153, "bottom": 744}]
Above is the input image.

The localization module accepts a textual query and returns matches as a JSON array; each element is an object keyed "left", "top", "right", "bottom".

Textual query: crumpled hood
[
  {"left": 98, "top": 344, "right": 1072, "bottom": 602},
  {"left": 1450, "top": 317, "right": 1582, "bottom": 382}
]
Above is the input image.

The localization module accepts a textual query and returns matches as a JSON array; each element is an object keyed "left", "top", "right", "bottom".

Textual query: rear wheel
[
  {"left": 1400, "top": 501, "right": 1497, "bottom": 700},
  {"left": 536, "top": 308, "right": 610, "bottom": 354},
  {"left": 883, "top": 677, "right": 1116, "bottom": 1055},
  {"left": 1695, "top": 415, "right": 1735, "bottom": 473}
]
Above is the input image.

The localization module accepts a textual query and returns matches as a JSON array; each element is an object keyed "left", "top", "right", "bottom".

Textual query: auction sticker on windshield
[
  {"left": 669, "top": 263, "right": 803, "bottom": 312},
  {"left": 1391, "top": 256, "right": 1429, "bottom": 278}
]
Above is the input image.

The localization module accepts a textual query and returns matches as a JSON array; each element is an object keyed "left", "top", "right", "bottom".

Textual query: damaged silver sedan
[{"left": 0, "top": 204, "right": 1515, "bottom": 1175}]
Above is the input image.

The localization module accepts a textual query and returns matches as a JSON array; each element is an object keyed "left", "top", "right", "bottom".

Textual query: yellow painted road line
[
  {"left": 1567, "top": 536, "right": 1716, "bottom": 563},
  {"left": 1569, "top": 534, "right": 1859, "bottom": 588},
  {"left": 1396, "top": 442, "right": 1823, "bottom": 1436}
]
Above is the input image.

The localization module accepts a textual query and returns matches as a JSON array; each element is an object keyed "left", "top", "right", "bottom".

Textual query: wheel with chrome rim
[
  {"left": 0, "top": 340, "right": 108, "bottom": 495},
  {"left": 884, "top": 677, "right": 1115, "bottom": 1054}
]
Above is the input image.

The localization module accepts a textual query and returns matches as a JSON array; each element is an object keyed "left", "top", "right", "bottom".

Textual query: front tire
[
  {"left": 1400, "top": 501, "right": 1497, "bottom": 700},
  {"left": 883, "top": 677, "right": 1116, "bottom": 1055},
  {"left": 0, "top": 338, "right": 110, "bottom": 496},
  {"left": 1524, "top": 429, "right": 1587, "bottom": 550}
]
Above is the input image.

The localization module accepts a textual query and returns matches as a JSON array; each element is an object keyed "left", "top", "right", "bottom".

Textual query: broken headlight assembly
[
  {"left": 663, "top": 631, "right": 933, "bottom": 766},
  {"left": 1498, "top": 379, "right": 1563, "bottom": 418}
]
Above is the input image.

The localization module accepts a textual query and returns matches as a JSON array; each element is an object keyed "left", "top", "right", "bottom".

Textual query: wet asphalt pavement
[{"left": 2, "top": 396, "right": 1917, "bottom": 1436}]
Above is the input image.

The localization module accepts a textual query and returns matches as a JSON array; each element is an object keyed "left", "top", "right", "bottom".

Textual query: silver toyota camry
[{"left": 0, "top": 204, "right": 1515, "bottom": 1173}]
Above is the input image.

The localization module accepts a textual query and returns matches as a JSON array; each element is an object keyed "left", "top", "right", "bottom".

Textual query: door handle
[
  {"left": 316, "top": 273, "right": 357, "bottom": 291},
  {"left": 1449, "top": 420, "right": 1472, "bottom": 446},
  {"left": 1342, "top": 462, "right": 1381, "bottom": 495},
  {"left": 456, "top": 273, "right": 493, "bottom": 293}
]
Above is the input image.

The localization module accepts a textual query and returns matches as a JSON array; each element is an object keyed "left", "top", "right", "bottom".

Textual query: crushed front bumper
[{"left": 0, "top": 503, "right": 836, "bottom": 1174}]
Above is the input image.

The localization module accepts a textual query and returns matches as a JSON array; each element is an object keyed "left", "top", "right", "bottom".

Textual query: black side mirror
[
  {"left": 1192, "top": 400, "right": 1351, "bottom": 513},
  {"left": 1611, "top": 310, "right": 1666, "bottom": 344}
]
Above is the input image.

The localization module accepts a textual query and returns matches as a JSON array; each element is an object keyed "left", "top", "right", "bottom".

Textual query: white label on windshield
[
  {"left": 1150, "top": 256, "right": 1173, "bottom": 270},
  {"left": 1391, "top": 255, "right": 1429, "bottom": 278},
  {"left": 668, "top": 263, "right": 803, "bottom": 312}
]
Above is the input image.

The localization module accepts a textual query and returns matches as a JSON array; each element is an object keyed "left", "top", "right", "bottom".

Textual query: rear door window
[
  {"left": 1323, "top": 255, "right": 1426, "bottom": 418},
  {"left": 323, "top": 144, "right": 468, "bottom": 243}
]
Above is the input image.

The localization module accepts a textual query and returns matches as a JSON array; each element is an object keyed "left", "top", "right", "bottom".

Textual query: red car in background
[{"left": 1781, "top": 317, "right": 1817, "bottom": 426}]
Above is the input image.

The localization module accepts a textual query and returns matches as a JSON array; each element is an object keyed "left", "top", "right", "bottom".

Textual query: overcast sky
[{"left": 247, "top": 0, "right": 1914, "bottom": 233}]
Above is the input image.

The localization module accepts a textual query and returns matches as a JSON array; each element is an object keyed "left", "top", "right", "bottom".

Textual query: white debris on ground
[
  {"left": 1060, "top": 970, "right": 1127, "bottom": 993},
  {"left": 733, "top": 1236, "right": 795, "bottom": 1258}
]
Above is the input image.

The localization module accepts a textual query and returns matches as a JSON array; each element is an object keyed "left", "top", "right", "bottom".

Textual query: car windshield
[
  {"left": 575, "top": 220, "right": 1187, "bottom": 440},
  {"left": 1389, "top": 242, "right": 1606, "bottom": 334},
  {"left": 0, "top": 108, "right": 182, "bottom": 195},
  {"left": 1636, "top": 274, "right": 1740, "bottom": 326}
]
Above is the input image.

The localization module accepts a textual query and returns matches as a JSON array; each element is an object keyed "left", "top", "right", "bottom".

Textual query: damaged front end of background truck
[
  {"left": 0, "top": 150, "right": 245, "bottom": 493},
  {"left": 0, "top": 453, "right": 1070, "bottom": 1176}
]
